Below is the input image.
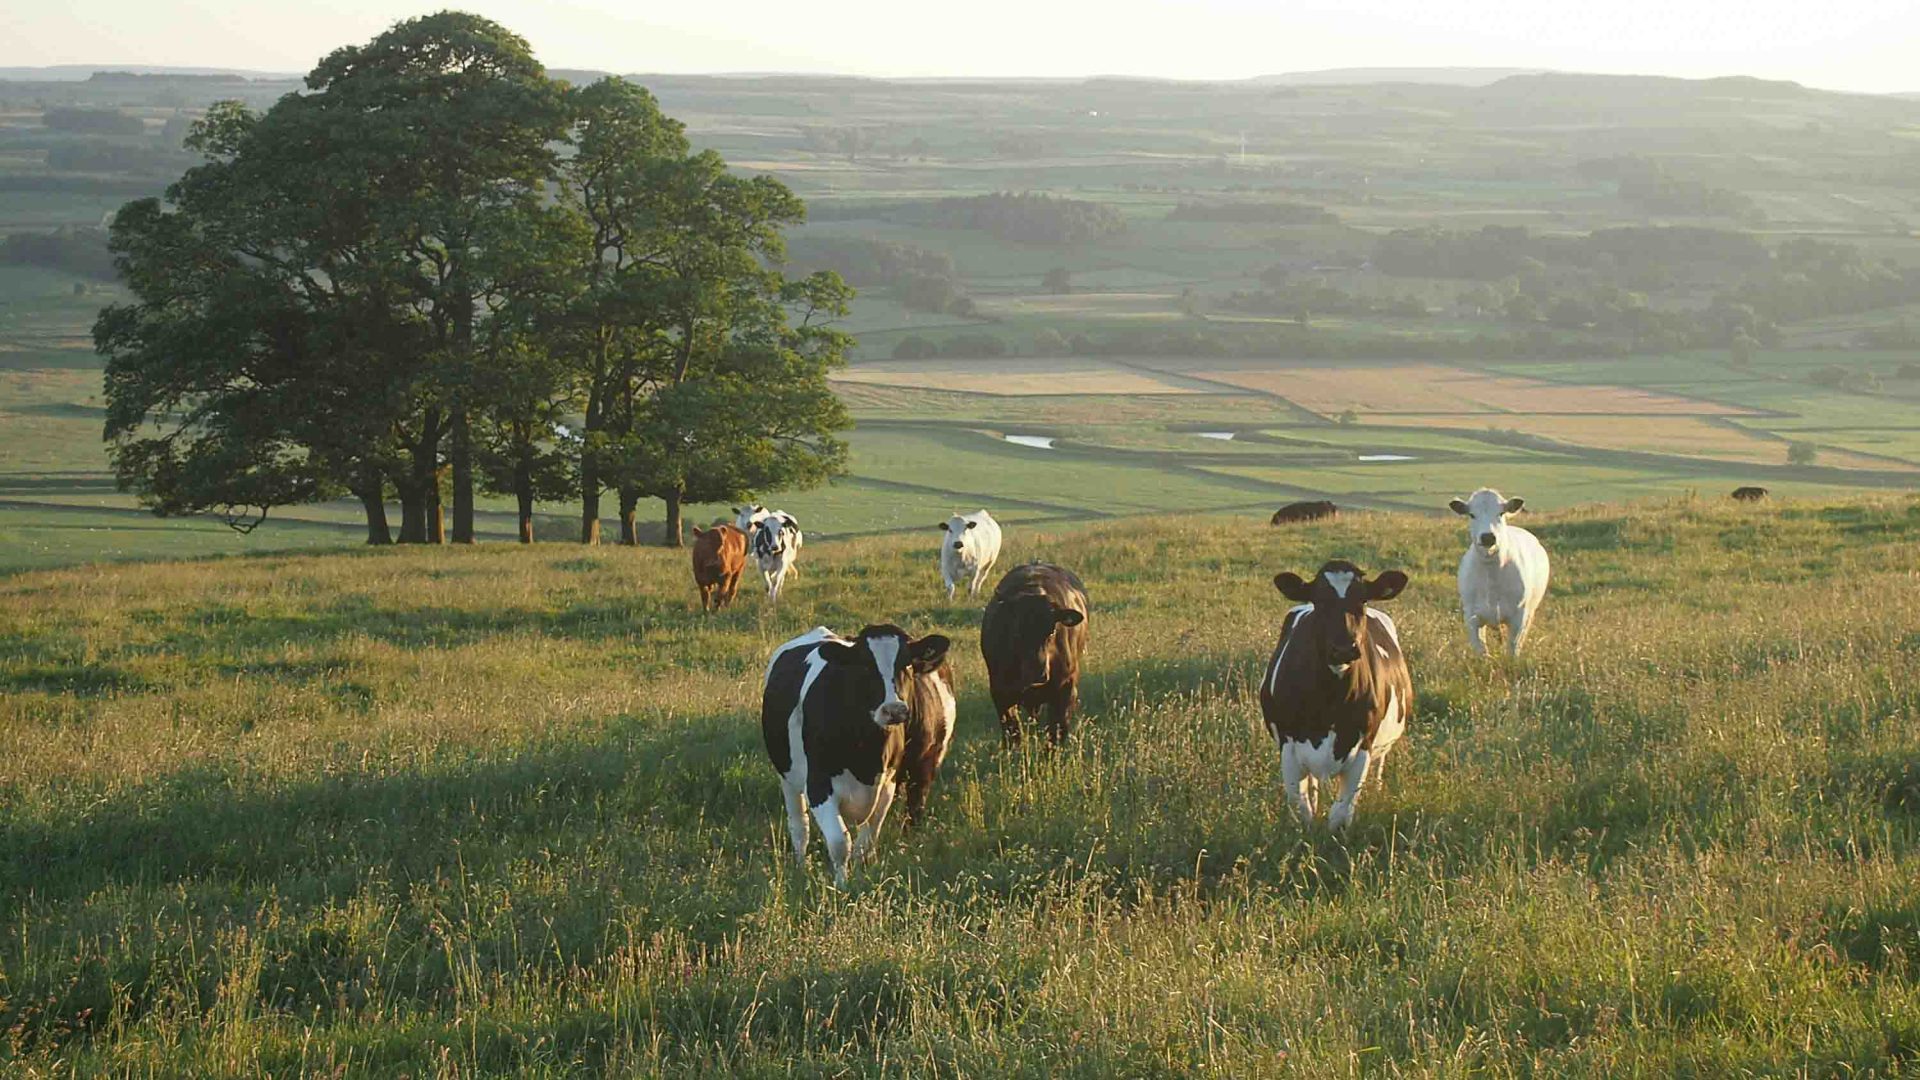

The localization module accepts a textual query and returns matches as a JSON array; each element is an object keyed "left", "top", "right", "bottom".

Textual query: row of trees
[{"left": 97, "top": 13, "right": 851, "bottom": 547}]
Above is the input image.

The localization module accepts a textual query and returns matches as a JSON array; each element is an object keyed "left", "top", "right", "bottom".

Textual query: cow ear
[
  {"left": 1366, "top": 571, "right": 1409, "bottom": 602},
  {"left": 818, "top": 641, "right": 863, "bottom": 666},
  {"left": 909, "top": 634, "right": 951, "bottom": 671},
  {"left": 1053, "top": 608, "right": 1085, "bottom": 627},
  {"left": 783, "top": 515, "right": 800, "bottom": 530},
  {"left": 692, "top": 525, "right": 707, "bottom": 537},
  {"left": 1503, "top": 497, "right": 1525, "bottom": 514},
  {"left": 937, "top": 521, "right": 950, "bottom": 530},
  {"left": 1448, "top": 499, "right": 1469, "bottom": 516},
  {"left": 731, "top": 506, "right": 741, "bottom": 515},
  {"left": 1274, "top": 572, "right": 1314, "bottom": 602}
]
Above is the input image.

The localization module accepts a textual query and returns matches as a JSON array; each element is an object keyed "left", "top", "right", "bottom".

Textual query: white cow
[
  {"left": 937, "top": 509, "right": 1002, "bottom": 599},
  {"left": 752, "top": 514, "right": 802, "bottom": 602},
  {"left": 735, "top": 504, "right": 802, "bottom": 549},
  {"left": 1451, "top": 487, "right": 1550, "bottom": 657}
]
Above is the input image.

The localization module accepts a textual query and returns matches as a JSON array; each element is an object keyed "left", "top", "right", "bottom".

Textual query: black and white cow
[
  {"left": 751, "top": 513, "right": 803, "bottom": 602},
  {"left": 1259, "top": 560, "right": 1413, "bottom": 831},
  {"left": 761, "top": 625, "right": 955, "bottom": 884}
]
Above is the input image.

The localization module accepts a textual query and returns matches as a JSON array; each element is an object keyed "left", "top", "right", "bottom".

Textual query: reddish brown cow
[
  {"left": 691, "top": 524, "right": 747, "bottom": 611},
  {"left": 981, "top": 562, "right": 1089, "bottom": 746}
]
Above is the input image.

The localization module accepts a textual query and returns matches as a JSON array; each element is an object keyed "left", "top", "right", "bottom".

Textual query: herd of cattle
[{"left": 704, "top": 484, "right": 1763, "bottom": 883}]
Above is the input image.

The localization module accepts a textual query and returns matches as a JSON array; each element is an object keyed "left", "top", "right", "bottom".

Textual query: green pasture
[{"left": 7, "top": 498, "right": 1920, "bottom": 1072}]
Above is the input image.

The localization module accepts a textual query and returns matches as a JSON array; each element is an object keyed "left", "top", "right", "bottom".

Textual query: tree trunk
[
  {"left": 579, "top": 390, "right": 602, "bottom": 545},
  {"left": 428, "top": 469, "right": 446, "bottom": 544},
  {"left": 397, "top": 481, "right": 426, "bottom": 543},
  {"left": 515, "top": 448, "right": 534, "bottom": 544},
  {"left": 662, "top": 489, "right": 684, "bottom": 548},
  {"left": 450, "top": 406, "right": 475, "bottom": 544},
  {"left": 357, "top": 483, "right": 392, "bottom": 545},
  {"left": 618, "top": 486, "right": 640, "bottom": 546}
]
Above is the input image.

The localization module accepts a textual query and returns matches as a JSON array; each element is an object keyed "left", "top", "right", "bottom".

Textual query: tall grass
[{"left": 3, "top": 496, "right": 1920, "bottom": 1075}]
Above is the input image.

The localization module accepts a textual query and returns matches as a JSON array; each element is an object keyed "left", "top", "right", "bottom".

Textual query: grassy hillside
[{"left": 5, "top": 496, "right": 1920, "bottom": 1074}]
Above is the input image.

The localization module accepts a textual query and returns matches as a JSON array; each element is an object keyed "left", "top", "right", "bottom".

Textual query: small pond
[{"left": 1003, "top": 435, "right": 1056, "bottom": 450}]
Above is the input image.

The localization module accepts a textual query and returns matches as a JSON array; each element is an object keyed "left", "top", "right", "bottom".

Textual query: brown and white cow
[
  {"left": 1259, "top": 559, "right": 1412, "bottom": 831},
  {"left": 1731, "top": 486, "right": 1769, "bottom": 502},
  {"left": 690, "top": 523, "right": 747, "bottom": 611},
  {"left": 981, "top": 562, "right": 1089, "bottom": 746}
]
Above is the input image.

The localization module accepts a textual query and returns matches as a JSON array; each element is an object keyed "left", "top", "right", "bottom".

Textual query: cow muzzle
[
  {"left": 876, "top": 701, "right": 910, "bottom": 726},
  {"left": 952, "top": 541, "right": 964, "bottom": 551},
  {"left": 1478, "top": 532, "right": 1497, "bottom": 551}
]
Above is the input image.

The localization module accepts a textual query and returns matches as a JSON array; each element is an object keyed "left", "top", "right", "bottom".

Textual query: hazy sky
[{"left": 3, "top": 0, "right": 1917, "bottom": 92}]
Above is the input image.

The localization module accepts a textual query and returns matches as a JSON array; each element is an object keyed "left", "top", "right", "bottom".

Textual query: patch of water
[
  {"left": 1196, "top": 431, "right": 1236, "bottom": 441},
  {"left": 1357, "top": 453, "right": 1417, "bottom": 462},
  {"left": 1003, "top": 435, "right": 1056, "bottom": 450}
]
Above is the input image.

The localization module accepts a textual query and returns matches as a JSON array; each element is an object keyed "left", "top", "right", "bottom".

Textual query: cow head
[
  {"left": 819, "top": 624, "right": 952, "bottom": 728},
  {"left": 1001, "top": 595, "right": 1085, "bottom": 687},
  {"left": 1449, "top": 487, "right": 1525, "bottom": 558},
  {"left": 733, "top": 504, "right": 768, "bottom": 532},
  {"left": 1273, "top": 560, "right": 1408, "bottom": 676},
  {"left": 937, "top": 514, "right": 979, "bottom": 552}
]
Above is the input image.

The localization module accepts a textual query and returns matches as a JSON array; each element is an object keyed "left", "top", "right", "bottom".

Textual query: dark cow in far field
[
  {"left": 1731, "top": 486, "right": 1770, "bottom": 502},
  {"left": 690, "top": 523, "right": 746, "bottom": 610},
  {"left": 1261, "top": 560, "right": 1412, "bottom": 831},
  {"left": 762, "top": 625, "right": 955, "bottom": 884},
  {"left": 981, "top": 562, "right": 1089, "bottom": 746},
  {"left": 1271, "top": 500, "right": 1337, "bottom": 526}
]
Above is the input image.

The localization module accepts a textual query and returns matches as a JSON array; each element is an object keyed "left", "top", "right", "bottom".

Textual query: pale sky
[{"left": 2, "top": 0, "right": 1917, "bottom": 93}]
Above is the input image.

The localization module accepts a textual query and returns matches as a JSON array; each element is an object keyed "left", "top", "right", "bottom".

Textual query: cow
[
  {"left": 937, "top": 509, "right": 1003, "bottom": 600},
  {"left": 981, "top": 562, "right": 1089, "bottom": 746},
  {"left": 1731, "top": 486, "right": 1769, "bottom": 502},
  {"left": 1450, "top": 487, "right": 1551, "bottom": 658},
  {"left": 1271, "top": 500, "right": 1337, "bottom": 526},
  {"left": 689, "top": 523, "right": 746, "bottom": 611},
  {"left": 751, "top": 513, "right": 803, "bottom": 602},
  {"left": 1260, "top": 560, "right": 1412, "bottom": 831},
  {"left": 761, "top": 625, "right": 955, "bottom": 884},
  {"left": 735, "top": 504, "right": 802, "bottom": 549}
]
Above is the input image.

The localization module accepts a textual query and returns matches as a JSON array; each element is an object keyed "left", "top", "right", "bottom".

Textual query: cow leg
[
  {"left": 780, "top": 779, "right": 810, "bottom": 867},
  {"left": 1280, "top": 742, "right": 1316, "bottom": 824},
  {"left": 810, "top": 798, "right": 852, "bottom": 884},
  {"left": 1464, "top": 614, "right": 1488, "bottom": 657},
  {"left": 1046, "top": 685, "right": 1076, "bottom": 746},
  {"left": 1507, "top": 609, "right": 1533, "bottom": 657},
  {"left": 901, "top": 771, "right": 931, "bottom": 828},
  {"left": 1327, "top": 749, "right": 1373, "bottom": 832},
  {"left": 945, "top": 577, "right": 956, "bottom": 601},
  {"left": 852, "top": 780, "right": 898, "bottom": 864},
  {"left": 996, "top": 696, "right": 1023, "bottom": 747}
]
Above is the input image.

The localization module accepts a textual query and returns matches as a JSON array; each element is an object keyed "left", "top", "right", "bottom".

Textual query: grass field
[{"left": 6, "top": 497, "right": 1920, "bottom": 1074}]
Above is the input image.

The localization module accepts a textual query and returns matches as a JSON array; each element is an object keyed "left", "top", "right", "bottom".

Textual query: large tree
[{"left": 300, "top": 13, "right": 570, "bottom": 543}]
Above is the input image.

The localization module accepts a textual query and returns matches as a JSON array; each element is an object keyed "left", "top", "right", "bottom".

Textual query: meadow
[{"left": 6, "top": 496, "right": 1920, "bottom": 1074}]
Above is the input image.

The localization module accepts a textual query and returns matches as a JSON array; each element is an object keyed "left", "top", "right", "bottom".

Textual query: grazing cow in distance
[
  {"left": 1261, "top": 560, "right": 1413, "bottom": 831},
  {"left": 1450, "top": 488, "right": 1550, "bottom": 658},
  {"left": 689, "top": 523, "right": 746, "bottom": 611},
  {"left": 938, "top": 509, "right": 1003, "bottom": 599},
  {"left": 762, "top": 625, "right": 955, "bottom": 884},
  {"left": 752, "top": 513, "right": 803, "bottom": 602},
  {"left": 1731, "top": 486, "right": 1769, "bottom": 502},
  {"left": 981, "top": 562, "right": 1089, "bottom": 746},
  {"left": 1271, "top": 500, "right": 1337, "bottom": 526}
]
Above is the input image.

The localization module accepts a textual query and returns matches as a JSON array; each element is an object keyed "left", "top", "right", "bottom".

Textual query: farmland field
[{"left": 7, "top": 498, "right": 1920, "bottom": 1073}]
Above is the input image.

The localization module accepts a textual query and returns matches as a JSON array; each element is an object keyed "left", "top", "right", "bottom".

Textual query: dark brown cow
[
  {"left": 981, "top": 562, "right": 1089, "bottom": 746},
  {"left": 690, "top": 523, "right": 747, "bottom": 611},
  {"left": 1731, "top": 486, "right": 1769, "bottom": 502},
  {"left": 1271, "top": 500, "right": 1337, "bottom": 525},
  {"left": 1259, "top": 560, "right": 1412, "bottom": 831}
]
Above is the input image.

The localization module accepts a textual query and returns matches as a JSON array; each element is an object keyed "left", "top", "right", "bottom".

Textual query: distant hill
[
  {"left": 1484, "top": 72, "right": 1813, "bottom": 100},
  {"left": 0, "top": 65, "right": 296, "bottom": 82},
  {"left": 1252, "top": 67, "right": 1544, "bottom": 87}
]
